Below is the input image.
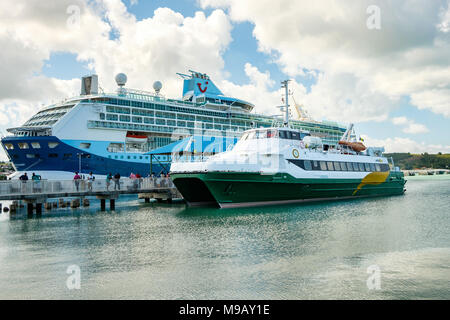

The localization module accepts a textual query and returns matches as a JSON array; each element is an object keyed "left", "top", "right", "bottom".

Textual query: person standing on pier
[
  {"left": 73, "top": 172, "right": 81, "bottom": 191},
  {"left": 87, "top": 172, "right": 95, "bottom": 191},
  {"left": 31, "top": 173, "right": 41, "bottom": 193},
  {"left": 114, "top": 173, "right": 121, "bottom": 190},
  {"left": 19, "top": 172, "right": 28, "bottom": 193},
  {"left": 106, "top": 173, "right": 113, "bottom": 191}
]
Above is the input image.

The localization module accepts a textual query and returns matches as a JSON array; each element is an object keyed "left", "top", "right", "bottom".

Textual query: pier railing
[{"left": 0, "top": 177, "right": 175, "bottom": 198}]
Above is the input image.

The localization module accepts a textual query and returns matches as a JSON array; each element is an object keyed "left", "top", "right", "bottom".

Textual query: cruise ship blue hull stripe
[{"left": 1, "top": 136, "right": 165, "bottom": 176}]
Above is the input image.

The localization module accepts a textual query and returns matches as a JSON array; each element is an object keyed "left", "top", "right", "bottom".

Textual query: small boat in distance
[{"left": 170, "top": 81, "right": 406, "bottom": 208}]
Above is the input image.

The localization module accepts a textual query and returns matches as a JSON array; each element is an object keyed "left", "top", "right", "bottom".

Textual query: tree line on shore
[{"left": 384, "top": 153, "right": 450, "bottom": 170}]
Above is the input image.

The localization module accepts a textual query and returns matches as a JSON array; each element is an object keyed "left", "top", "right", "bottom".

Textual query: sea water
[{"left": 0, "top": 176, "right": 448, "bottom": 299}]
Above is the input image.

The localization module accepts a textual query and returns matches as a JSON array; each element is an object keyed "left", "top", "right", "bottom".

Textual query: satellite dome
[
  {"left": 153, "top": 81, "right": 162, "bottom": 93},
  {"left": 115, "top": 73, "right": 127, "bottom": 87}
]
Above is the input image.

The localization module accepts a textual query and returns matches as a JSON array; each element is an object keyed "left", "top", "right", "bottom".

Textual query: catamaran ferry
[
  {"left": 1, "top": 71, "right": 346, "bottom": 179},
  {"left": 170, "top": 81, "right": 406, "bottom": 208}
]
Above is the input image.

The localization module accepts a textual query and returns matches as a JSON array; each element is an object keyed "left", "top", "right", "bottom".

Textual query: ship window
[
  {"left": 99, "top": 113, "right": 105, "bottom": 120},
  {"left": 320, "top": 161, "right": 327, "bottom": 171},
  {"left": 120, "top": 115, "right": 131, "bottom": 122},
  {"left": 364, "top": 163, "right": 371, "bottom": 171},
  {"left": 340, "top": 162, "right": 347, "bottom": 171},
  {"left": 370, "top": 163, "right": 376, "bottom": 172},
  {"left": 115, "top": 156, "right": 118, "bottom": 159},
  {"left": 80, "top": 143, "right": 91, "bottom": 149},
  {"left": 333, "top": 162, "right": 341, "bottom": 171},
  {"left": 31, "top": 142, "right": 41, "bottom": 149},
  {"left": 304, "top": 160, "right": 312, "bottom": 171},
  {"left": 106, "top": 114, "right": 118, "bottom": 121},
  {"left": 327, "top": 161, "right": 334, "bottom": 171},
  {"left": 267, "top": 130, "right": 277, "bottom": 138},
  {"left": 4, "top": 143, "right": 14, "bottom": 150},
  {"left": 312, "top": 161, "right": 320, "bottom": 170},
  {"left": 48, "top": 153, "right": 58, "bottom": 158},
  {"left": 285, "top": 131, "right": 292, "bottom": 139},
  {"left": 279, "top": 131, "right": 286, "bottom": 139},
  {"left": 18, "top": 143, "right": 29, "bottom": 149},
  {"left": 63, "top": 153, "right": 72, "bottom": 159},
  {"left": 353, "top": 162, "right": 360, "bottom": 171},
  {"left": 48, "top": 142, "right": 59, "bottom": 149},
  {"left": 346, "top": 162, "right": 353, "bottom": 171},
  {"left": 26, "top": 154, "right": 36, "bottom": 159},
  {"left": 375, "top": 163, "right": 381, "bottom": 172},
  {"left": 291, "top": 131, "right": 301, "bottom": 140},
  {"left": 359, "top": 163, "right": 365, "bottom": 171}
]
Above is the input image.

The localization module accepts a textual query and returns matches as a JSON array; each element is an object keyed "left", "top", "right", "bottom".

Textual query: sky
[{"left": 0, "top": 0, "right": 449, "bottom": 160}]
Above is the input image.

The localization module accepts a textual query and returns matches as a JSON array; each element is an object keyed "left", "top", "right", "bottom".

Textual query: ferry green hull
[{"left": 171, "top": 171, "right": 406, "bottom": 208}]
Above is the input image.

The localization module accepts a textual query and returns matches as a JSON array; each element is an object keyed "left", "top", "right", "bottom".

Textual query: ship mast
[{"left": 281, "top": 80, "right": 290, "bottom": 127}]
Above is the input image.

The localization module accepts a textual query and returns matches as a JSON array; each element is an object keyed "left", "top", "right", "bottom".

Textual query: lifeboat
[
  {"left": 126, "top": 133, "right": 148, "bottom": 144},
  {"left": 338, "top": 140, "right": 367, "bottom": 152}
]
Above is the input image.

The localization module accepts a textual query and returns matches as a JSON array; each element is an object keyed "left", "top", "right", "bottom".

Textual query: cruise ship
[{"left": 1, "top": 71, "right": 346, "bottom": 179}]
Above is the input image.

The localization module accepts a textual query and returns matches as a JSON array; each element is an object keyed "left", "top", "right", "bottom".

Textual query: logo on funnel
[{"left": 197, "top": 81, "right": 208, "bottom": 93}]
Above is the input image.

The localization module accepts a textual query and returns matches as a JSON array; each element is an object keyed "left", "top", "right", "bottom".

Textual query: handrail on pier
[{"left": 0, "top": 177, "right": 176, "bottom": 200}]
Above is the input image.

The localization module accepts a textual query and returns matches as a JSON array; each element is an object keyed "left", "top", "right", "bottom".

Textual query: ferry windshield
[{"left": 241, "top": 129, "right": 306, "bottom": 141}]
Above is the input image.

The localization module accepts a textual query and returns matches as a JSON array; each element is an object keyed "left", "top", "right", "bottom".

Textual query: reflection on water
[{"left": 0, "top": 177, "right": 449, "bottom": 299}]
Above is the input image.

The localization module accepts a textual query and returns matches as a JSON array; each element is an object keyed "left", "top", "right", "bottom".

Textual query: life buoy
[{"left": 292, "top": 149, "right": 300, "bottom": 159}]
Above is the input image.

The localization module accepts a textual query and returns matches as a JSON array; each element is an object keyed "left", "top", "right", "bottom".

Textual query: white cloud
[
  {"left": 361, "top": 135, "right": 450, "bottom": 154},
  {"left": 391, "top": 117, "right": 429, "bottom": 134},
  {"left": 0, "top": 0, "right": 233, "bottom": 126},
  {"left": 200, "top": 0, "right": 450, "bottom": 119}
]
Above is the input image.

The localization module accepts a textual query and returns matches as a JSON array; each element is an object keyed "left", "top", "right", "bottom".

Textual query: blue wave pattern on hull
[{"left": 1, "top": 136, "right": 164, "bottom": 177}]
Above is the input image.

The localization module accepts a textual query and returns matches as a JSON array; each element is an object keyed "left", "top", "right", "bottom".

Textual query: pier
[{"left": 0, "top": 177, "right": 182, "bottom": 215}]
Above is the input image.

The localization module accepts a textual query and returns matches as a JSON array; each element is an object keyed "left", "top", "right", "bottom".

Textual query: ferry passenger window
[
  {"left": 285, "top": 131, "right": 292, "bottom": 139},
  {"left": 370, "top": 163, "right": 376, "bottom": 172},
  {"left": 340, "top": 162, "right": 347, "bottom": 171},
  {"left": 364, "top": 163, "right": 371, "bottom": 171},
  {"left": 353, "top": 162, "right": 360, "bottom": 171},
  {"left": 359, "top": 163, "right": 365, "bottom": 171},
  {"left": 304, "top": 160, "right": 312, "bottom": 170},
  {"left": 291, "top": 132, "right": 300, "bottom": 140},
  {"left": 18, "top": 143, "right": 29, "bottom": 149},
  {"left": 320, "top": 161, "right": 327, "bottom": 171},
  {"left": 375, "top": 164, "right": 381, "bottom": 172},
  {"left": 279, "top": 131, "right": 286, "bottom": 139},
  {"left": 312, "top": 161, "right": 320, "bottom": 170},
  {"left": 346, "top": 162, "right": 353, "bottom": 171},
  {"left": 31, "top": 142, "right": 41, "bottom": 149},
  {"left": 327, "top": 161, "right": 334, "bottom": 171},
  {"left": 333, "top": 162, "right": 341, "bottom": 171}
]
